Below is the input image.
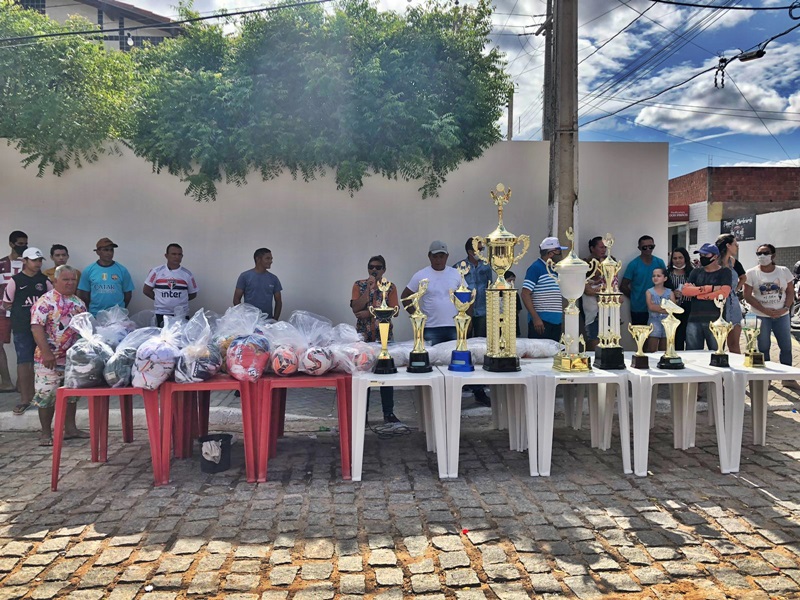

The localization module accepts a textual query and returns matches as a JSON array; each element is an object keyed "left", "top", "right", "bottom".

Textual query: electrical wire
[
  {"left": 649, "top": 0, "right": 796, "bottom": 10},
  {"left": 578, "top": 3, "right": 655, "bottom": 65}
]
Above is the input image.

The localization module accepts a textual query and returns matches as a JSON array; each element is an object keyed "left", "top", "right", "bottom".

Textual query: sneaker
[
  {"left": 473, "top": 389, "right": 491, "bottom": 407},
  {"left": 383, "top": 413, "right": 401, "bottom": 424}
]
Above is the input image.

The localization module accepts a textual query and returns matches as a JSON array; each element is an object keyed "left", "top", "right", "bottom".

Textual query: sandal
[
  {"left": 38, "top": 436, "right": 53, "bottom": 447},
  {"left": 13, "top": 403, "right": 31, "bottom": 415}
]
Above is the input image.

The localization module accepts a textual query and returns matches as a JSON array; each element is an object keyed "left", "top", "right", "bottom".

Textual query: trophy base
[
  {"left": 449, "top": 350, "right": 474, "bottom": 372},
  {"left": 594, "top": 346, "right": 626, "bottom": 370},
  {"left": 630, "top": 354, "right": 649, "bottom": 369},
  {"left": 709, "top": 353, "right": 730, "bottom": 368},
  {"left": 483, "top": 355, "right": 521, "bottom": 372},
  {"left": 407, "top": 351, "right": 433, "bottom": 373},
  {"left": 553, "top": 355, "right": 592, "bottom": 372},
  {"left": 373, "top": 357, "right": 398, "bottom": 375},
  {"left": 657, "top": 355, "right": 684, "bottom": 370},
  {"left": 744, "top": 352, "right": 766, "bottom": 368}
]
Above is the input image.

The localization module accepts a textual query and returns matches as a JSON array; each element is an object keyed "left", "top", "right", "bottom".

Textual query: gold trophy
[
  {"left": 743, "top": 324, "right": 765, "bottom": 368},
  {"left": 628, "top": 324, "right": 653, "bottom": 369},
  {"left": 657, "top": 298, "right": 685, "bottom": 370},
  {"left": 402, "top": 278, "right": 432, "bottom": 373},
  {"left": 547, "top": 228, "right": 598, "bottom": 372},
  {"left": 472, "top": 183, "right": 530, "bottom": 372},
  {"left": 449, "top": 262, "right": 476, "bottom": 372},
  {"left": 369, "top": 278, "right": 400, "bottom": 374},
  {"left": 594, "top": 234, "right": 625, "bottom": 369},
  {"left": 709, "top": 295, "right": 733, "bottom": 368}
]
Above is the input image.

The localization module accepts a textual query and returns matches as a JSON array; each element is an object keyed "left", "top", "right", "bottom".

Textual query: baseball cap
[
  {"left": 693, "top": 243, "right": 719, "bottom": 256},
  {"left": 428, "top": 240, "right": 448, "bottom": 255},
  {"left": 540, "top": 237, "right": 568, "bottom": 251},
  {"left": 95, "top": 237, "right": 119, "bottom": 250},
  {"left": 22, "top": 247, "right": 45, "bottom": 260}
]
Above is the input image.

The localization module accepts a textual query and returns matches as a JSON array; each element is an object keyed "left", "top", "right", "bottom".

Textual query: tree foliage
[{"left": 2, "top": 0, "right": 510, "bottom": 200}]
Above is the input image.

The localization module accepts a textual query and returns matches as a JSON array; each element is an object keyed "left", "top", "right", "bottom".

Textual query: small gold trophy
[
  {"left": 547, "top": 228, "right": 597, "bottom": 372},
  {"left": 369, "top": 278, "right": 400, "bottom": 374},
  {"left": 657, "top": 298, "right": 685, "bottom": 370},
  {"left": 449, "top": 262, "right": 476, "bottom": 372},
  {"left": 628, "top": 324, "right": 653, "bottom": 369},
  {"left": 594, "top": 234, "right": 625, "bottom": 370},
  {"left": 472, "top": 183, "right": 530, "bottom": 372},
  {"left": 743, "top": 324, "right": 765, "bottom": 368},
  {"left": 709, "top": 294, "right": 733, "bottom": 368},
  {"left": 402, "top": 278, "right": 432, "bottom": 373}
]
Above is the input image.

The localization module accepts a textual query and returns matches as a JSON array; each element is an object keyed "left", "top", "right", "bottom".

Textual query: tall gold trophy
[
  {"left": 628, "top": 324, "right": 653, "bottom": 369},
  {"left": 402, "top": 279, "right": 432, "bottom": 373},
  {"left": 449, "top": 262, "right": 476, "bottom": 371},
  {"left": 743, "top": 324, "right": 765, "bottom": 367},
  {"left": 594, "top": 234, "right": 625, "bottom": 369},
  {"left": 547, "top": 228, "right": 598, "bottom": 372},
  {"left": 709, "top": 295, "right": 733, "bottom": 368},
  {"left": 369, "top": 278, "right": 399, "bottom": 374},
  {"left": 657, "top": 298, "right": 685, "bottom": 370},
  {"left": 473, "top": 183, "right": 530, "bottom": 372}
]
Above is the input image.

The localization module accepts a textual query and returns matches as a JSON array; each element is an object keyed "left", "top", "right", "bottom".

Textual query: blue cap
[{"left": 694, "top": 243, "right": 719, "bottom": 256}]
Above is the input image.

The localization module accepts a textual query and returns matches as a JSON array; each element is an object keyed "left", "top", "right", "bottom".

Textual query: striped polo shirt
[{"left": 523, "top": 258, "right": 563, "bottom": 325}]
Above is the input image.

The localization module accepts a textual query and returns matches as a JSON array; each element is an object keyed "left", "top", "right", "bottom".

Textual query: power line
[
  {"left": 578, "top": 3, "right": 655, "bottom": 65},
  {"left": 648, "top": 0, "right": 796, "bottom": 9}
]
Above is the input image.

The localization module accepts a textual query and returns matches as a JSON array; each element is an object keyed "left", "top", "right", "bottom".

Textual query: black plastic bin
[{"left": 198, "top": 434, "right": 232, "bottom": 474}]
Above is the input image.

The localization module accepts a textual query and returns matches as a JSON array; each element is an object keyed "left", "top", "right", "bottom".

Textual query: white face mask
[{"left": 757, "top": 254, "right": 772, "bottom": 266}]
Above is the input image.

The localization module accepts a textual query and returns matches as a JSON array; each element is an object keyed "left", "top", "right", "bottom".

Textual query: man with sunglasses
[
  {"left": 522, "top": 237, "right": 568, "bottom": 342},
  {"left": 621, "top": 235, "right": 666, "bottom": 326}
]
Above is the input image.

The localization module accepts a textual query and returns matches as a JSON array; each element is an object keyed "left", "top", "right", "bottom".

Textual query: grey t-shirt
[{"left": 235, "top": 270, "right": 282, "bottom": 317}]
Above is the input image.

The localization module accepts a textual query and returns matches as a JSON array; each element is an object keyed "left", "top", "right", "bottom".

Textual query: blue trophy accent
[{"left": 449, "top": 262, "right": 477, "bottom": 372}]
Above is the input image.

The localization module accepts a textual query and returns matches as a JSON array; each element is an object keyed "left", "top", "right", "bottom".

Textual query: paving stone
[
  {"left": 301, "top": 562, "right": 333, "bottom": 580},
  {"left": 156, "top": 556, "right": 193, "bottom": 574},
  {"left": 490, "top": 583, "right": 531, "bottom": 600},
  {"left": 260, "top": 593, "right": 289, "bottom": 600},
  {"left": 373, "top": 589, "right": 403, "bottom": 600},
  {"left": 368, "top": 549, "right": 397, "bottom": 566},
  {"left": 563, "top": 575, "right": 603, "bottom": 599},
  {"left": 528, "top": 572, "right": 562, "bottom": 593},
  {"left": 439, "top": 550, "right": 471, "bottom": 569},
  {"left": 404, "top": 536, "right": 428, "bottom": 557},
  {"left": 225, "top": 574, "right": 260, "bottom": 592},
  {"left": 445, "top": 568, "right": 481, "bottom": 587},
  {"left": 187, "top": 571, "right": 219, "bottom": 595},
  {"left": 409, "top": 558, "right": 435, "bottom": 574},
  {"left": 708, "top": 567, "right": 756, "bottom": 589},
  {"left": 340, "top": 573, "right": 366, "bottom": 594},
  {"left": 431, "top": 535, "right": 463, "bottom": 552},
  {"left": 207, "top": 541, "right": 232, "bottom": 554},
  {"left": 293, "top": 583, "right": 335, "bottom": 600},
  {"left": 480, "top": 545, "right": 507, "bottom": 564},
  {"left": 375, "top": 567, "right": 403, "bottom": 586},
  {"left": 231, "top": 559, "right": 261, "bottom": 573},
  {"left": 411, "top": 573, "right": 441, "bottom": 593},
  {"left": 65, "top": 541, "right": 101, "bottom": 557},
  {"left": 269, "top": 549, "right": 292, "bottom": 565},
  {"left": 119, "top": 564, "right": 153, "bottom": 582},
  {"left": 304, "top": 539, "right": 335, "bottom": 559},
  {"left": 270, "top": 566, "right": 299, "bottom": 586},
  {"left": 484, "top": 563, "right": 522, "bottom": 581},
  {"left": 338, "top": 556, "right": 363, "bottom": 572},
  {"left": 43, "top": 557, "right": 86, "bottom": 581},
  {"left": 0, "top": 542, "right": 32, "bottom": 557},
  {"left": 368, "top": 535, "right": 393, "bottom": 550},
  {"left": 77, "top": 567, "right": 119, "bottom": 588},
  {"left": 598, "top": 572, "right": 642, "bottom": 592},
  {"left": 466, "top": 530, "right": 500, "bottom": 545},
  {"left": 3, "top": 566, "right": 44, "bottom": 586},
  {"left": 95, "top": 547, "right": 134, "bottom": 566},
  {"left": 234, "top": 545, "right": 268, "bottom": 559}
]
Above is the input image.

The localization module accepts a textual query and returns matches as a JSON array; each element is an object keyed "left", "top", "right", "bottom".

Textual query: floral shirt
[
  {"left": 351, "top": 279, "right": 398, "bottom": 343},
  {"left": 30, "top": 290, "right": 87, "bottom": 365}
]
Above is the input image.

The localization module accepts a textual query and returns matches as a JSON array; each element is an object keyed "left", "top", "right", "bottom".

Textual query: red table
[
  {"left": 52, "top": 386, "right": 159, "bottom": 490},
  {"left": 256, "top": 373, "right": 352, "bottom": 482}
]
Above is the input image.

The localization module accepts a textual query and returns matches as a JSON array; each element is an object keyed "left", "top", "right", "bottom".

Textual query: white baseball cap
[
  {"left": 22, "top": 247, "right": 45, "bottom": 260},
  {"left": 539, "top": 237, "right": 567, "bottom": 251},
  {"left": 428, "top": 240, "right": 449, "bottom": 255}
]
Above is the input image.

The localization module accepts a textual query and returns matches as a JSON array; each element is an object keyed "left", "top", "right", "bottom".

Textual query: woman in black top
[{"left": 667, "top": 247, "right": 693, "bottom": 350}]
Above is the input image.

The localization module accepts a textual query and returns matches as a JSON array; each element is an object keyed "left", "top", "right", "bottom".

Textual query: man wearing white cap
[
  {"left": 2, "top": 248, "right": 52, "bottom": 415},
  {"left": 521, "top": 237, "right": 567, "bottom": 342}
]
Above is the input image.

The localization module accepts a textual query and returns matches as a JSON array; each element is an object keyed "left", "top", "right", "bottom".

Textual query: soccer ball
[
  {"left": 301, "top": 347, "right": 333, "bottom": 376},
  {"left": 271, "top": 346, "right": 299, "bottom": 376}
]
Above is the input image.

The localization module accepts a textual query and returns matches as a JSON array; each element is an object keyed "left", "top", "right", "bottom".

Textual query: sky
[{"left": 129, "top": 0, "right": 800, "bottom": 179}]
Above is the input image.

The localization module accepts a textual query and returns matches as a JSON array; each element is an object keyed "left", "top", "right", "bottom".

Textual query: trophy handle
[
  {"left": 368, "top": 306, "right": 375, "bottom": 318},
  {"left": 472, "top": 237, "right": 489, "bottom": 264},
  {"left": 513, "top": 235, "right": 530, "bottom": 264},
  {"left": 585, "top": 257, "right": 600, "bottom": 283},
  {"left": 392, "top": 306, "right": 399, "bottom": 317},
  {"left": 545, "top": 258, "right": 557, "bottom": 281}
]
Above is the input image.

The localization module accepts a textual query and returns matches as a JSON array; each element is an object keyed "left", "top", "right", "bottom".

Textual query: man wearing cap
[
  {"left": 78, "top": 238, "right": 135, "bottom": 316},
  {"left": 0, "top": 230, "right": 28, "bottom": 394},
  {"left": 2, "top": 248, "right": 53, "bottom": 415},
  {"left": 621, "top": 235, "right": 667, "bottom": 326},
  {"left": 143, "top": 243, "right": 199, "bottom": 326},
  {"left": 681, "top": 242, "right": 732, "bottom": 351},
  {"left": 43, "top": 244, "right": 80, "bottom": 285},
  {"left": 521, "top": 237, "right": 567, "bottom": 342},
  {"left": 402, "top": 241, "right": 462, "bottom": 346}
]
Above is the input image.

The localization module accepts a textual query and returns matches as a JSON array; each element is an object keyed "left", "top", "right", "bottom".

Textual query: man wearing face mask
[
  {"left": 681, "top": 243, "right": 732, "bottom": 351},
  {"left": 0, "top": 230, "right": 28, "bottom": 395}
]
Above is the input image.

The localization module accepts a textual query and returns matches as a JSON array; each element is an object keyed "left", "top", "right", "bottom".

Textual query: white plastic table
[
  {"left": 439, "top": 367, "right": 537, "bottom": 478},
  {"left": 350, "top": 367, "right": 447, "bottom": 481},
  {"left": 681, "top": 351, "right": 800, "bottom": 472},
  {"left": 523, "top": 359, "right": 631, "bottom": 477},
  {"left": 624, "top": 357, "right": 728, "bottom": 477}
]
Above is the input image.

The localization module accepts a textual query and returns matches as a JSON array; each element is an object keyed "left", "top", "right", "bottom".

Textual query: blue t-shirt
[
  {"left": 235, "top": 270, "right": 282, "bottom": 317},
  {"left": 78, "top": 261, "right": 135, "bottom": 316},
  {"left": 623, "top": 256, "right": 666, "bottom": 313},
  {"left": 522, "top": 258, "right": 563, "bottom": 325}
]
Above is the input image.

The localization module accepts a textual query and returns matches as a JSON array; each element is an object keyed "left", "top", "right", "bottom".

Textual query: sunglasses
[
  {"left": 755, "top": 251, "right": 772, "bottom": 256},
  {"left": 368, "top": 265, "right": 384, "bottom": 270},
  {"left": 640, "top": 245, "right": 655, "bottom": 251}
]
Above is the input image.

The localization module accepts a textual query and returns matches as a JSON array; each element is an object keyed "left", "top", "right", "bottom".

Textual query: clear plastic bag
[
  {"left": 175, "top": 311, "right": 222, "bottom": 384},
  {"left": 95, "top": 306, "right": 136, "bottom": 350},
  {"left": 299, "top": 346, "right": 334, "bottom": 375},
  {"left": 331, "top": 342, "right": 379, "bottom": 373},
  {"left": 129, "top": 309, "right": 157, "bottom": 328},
  {"left": 65, "top": 313, "right": 114, "bottom": 388},
  {"left": 261, "top": 322, "right": 306, "bottom": 376},
  {"left": 104, "top": 327, "right": 160, "bottom": 388},
  {"left": 226, "top": 334, "right": 270, "bottom": 382},
  {"left": 131, "top": 320, "right": 182, "bottom": 390},
  {"left": 288, "top": 311, "right": 334, "bottom": 347},
  {"left": 212, "top": 304, "right": 262, "bottom": 372}
]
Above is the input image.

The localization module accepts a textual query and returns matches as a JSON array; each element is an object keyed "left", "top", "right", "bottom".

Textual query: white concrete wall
[
  {"left": 1, "top": 140, "right": 667, "bottom": 346},
  {"left": 736, "top": 207, "right": 800, "bottom": 271}
]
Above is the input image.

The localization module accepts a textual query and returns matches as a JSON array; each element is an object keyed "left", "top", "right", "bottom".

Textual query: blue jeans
[
  {"left": 424, "top": 327, "right": 457, "bottom": 346},
  {"left": 757, "top": 314, "right": 793, "bottom": 366},
  {"left": 686, "top": 321, "right": 718, "bottom": 351}
]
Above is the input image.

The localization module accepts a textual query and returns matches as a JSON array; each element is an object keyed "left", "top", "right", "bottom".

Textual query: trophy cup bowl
[
  {"left": 449, "top": 276, "right": 476, "bottom": 372},
  {"left": 657, "top": 298, "right": 685, "bottom": 370},
  {"left": 709, "top": 295, "right": 733, "bottom": 368},
  {"left": 628, "top": 323, "right": 653, "bottom": 369},
  {"left": 743, "top": 325, "right": 765, "bottom": 368},
  {"left": 369, "top": 278, "right": 399, "bottom": 374}
]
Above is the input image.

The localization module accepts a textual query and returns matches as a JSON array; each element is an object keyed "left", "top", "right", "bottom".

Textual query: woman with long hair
[{"left": 667, "top": 247, "right": 693, "bottom": 350}]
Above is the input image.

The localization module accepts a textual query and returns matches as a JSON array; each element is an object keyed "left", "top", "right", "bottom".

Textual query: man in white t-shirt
[{"left": 143, "top": 243, "right": 199, "bottom": 325}]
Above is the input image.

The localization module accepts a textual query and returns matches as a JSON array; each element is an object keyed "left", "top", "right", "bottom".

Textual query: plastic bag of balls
[
  {"left": 330, "top": 342, "right": 380, "bottom": 373},
  {"left": 226, "top": 334, "right": 270, "bottom": 382},
  {"left": 104, "top": 327, "right": 160, "bottom": 387},
  {"left": 288, "top": 310, "right": 334, "bottom": 347},
  {"left": 175, "top": 310, "right": 222, "bottom": 384},
  {"left": 94, "top": 305, "right": 136, "bottom": 350},
  {"left": 299, "top": 346, "right": 334, "bottom": 376},
  {"left": 212, "top": 304, "right": 262, "bottom": 373},
  {"left": 261, "top": 321, "right": 308, "bottom": 376},
  {"left": 131, "top": 317, "right": 183, "bottom": 390},
  {"left": 65, "top": 313, "right": 114, "bottom": 388}
]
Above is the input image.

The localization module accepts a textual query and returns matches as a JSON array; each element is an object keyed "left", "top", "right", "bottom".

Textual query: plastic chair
[
  {"left": 350, "top": 367, "right": 447, "bottom": 481},
  {"left": 52, "top": 386, "right": 159, "bottom": 491},
  {"left": 257, "top": 372, "right": 352, "bottom": 482}
]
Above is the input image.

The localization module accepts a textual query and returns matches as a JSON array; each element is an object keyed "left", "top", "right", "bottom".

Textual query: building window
[
  {"left": 19, "top": 0, "right": 46, "bottom": 14},
  {"left": 689, "top": 227, "right": 698, "bottom": 246},
  {"left": 98, "top": 9, "right": 103, "bottom": 27}
]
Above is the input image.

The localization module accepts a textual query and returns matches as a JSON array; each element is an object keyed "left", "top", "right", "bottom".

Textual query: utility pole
[
  {"left": 541, "top": 0, "right": 554, "bottom": 141},
  {"left": 546, "top": 0, "right": 578, "bottom": 239},
  {"left": 507, "top": 86, "right": 514, "bottom": 140}
]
